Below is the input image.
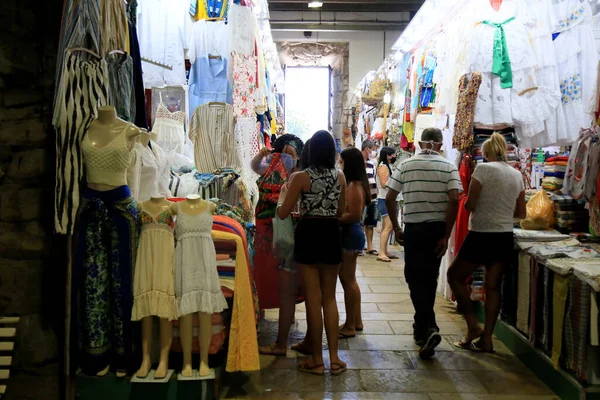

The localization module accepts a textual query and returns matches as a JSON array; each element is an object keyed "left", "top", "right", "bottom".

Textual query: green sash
[{"left": 482, "top": 17, "right": 516, "bottom": 89}]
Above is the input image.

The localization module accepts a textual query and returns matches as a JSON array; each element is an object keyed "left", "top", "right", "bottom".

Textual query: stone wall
[{"left": 0, "top": 1, "right": 64, "bottom": 399}]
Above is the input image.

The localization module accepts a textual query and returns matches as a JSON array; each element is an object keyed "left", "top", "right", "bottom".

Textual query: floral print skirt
[{"left": 72, "top": 185, "right": 140, "bottom": 375}]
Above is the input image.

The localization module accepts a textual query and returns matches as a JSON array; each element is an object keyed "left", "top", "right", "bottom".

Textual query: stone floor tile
[
  {"left": 302, "top": 393, "right": 429, "bottom": 400},
  {"left": 361, "top": 313, "right": 414, "bottom": 321},
  {"left": 407, "top": 350, "right": 530, "bottom": 372},
  {"left": 255, "top": 369, "right": 364, "bottom": 393},
  {"left": 427, "top": 395, "right": 560, "bottom": 400},
  {"left": 389, "top": 321, "right": 467, "bottom": 335},
  {"left": 359, "top": 370, "right": 487, "bottom": 393},
  {"left": 336, "top": 284, "right": 371, "bottom": 293},
  {"left": 362, "top": 270, "right": 405, "bottom": 277},
  {"left": 356, "top": 293, "right": 412, "bottom": 303},
  {"left": 471, "top": 370, "right": 554, "bottom": 395},
  {"left": 356, "top": 277, "right": 403, "bottom": 285},
  {"left": 347, "top": 335, "right": 454, "bottom": 352},
  {"left": 369, "top": 285, "right": 411, "bottom": 294}
]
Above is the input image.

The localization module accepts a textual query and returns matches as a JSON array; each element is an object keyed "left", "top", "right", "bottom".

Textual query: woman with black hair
[
  {"left": 252, "top": 134, "right": 304, "bottom": 326},
  {"left": 338, "top": 147, "right": 370, "bottom": 339},
  {"left": 376, "top": 146, "right": 399, "bottom": 262},
  {"left": 278, "top": 130, "right": 347, "bottom": 375}
]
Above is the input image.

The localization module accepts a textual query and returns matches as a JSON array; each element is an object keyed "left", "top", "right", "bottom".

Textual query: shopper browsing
[
  {"left": 448, "top": 133, "right": 526, "bottom": 353},
  {"left": 375, "top": 146, "right": 399, "bottom": 262},
  {"left": 277, "top": 130, "right": 347, "bottom": 376},
  {"left": 252, "top": 134, "right": 305, "bottom": 356},
  {"left": 385, "top": 128, "right": 461, "bottom": 359},
  {"left": 361, "top": 140, "right": 379, "bottom": 256},
  {"left": 338, "top": 148, "right": 371, "bottom": 339}
]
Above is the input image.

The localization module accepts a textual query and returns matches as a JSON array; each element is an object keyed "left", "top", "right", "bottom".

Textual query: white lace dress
[
  {"left": 174, "top": 205, "right": 228, "bottom": 316},
  {"left": 153, "top": 102, "right": 186, "bottom": 155}
]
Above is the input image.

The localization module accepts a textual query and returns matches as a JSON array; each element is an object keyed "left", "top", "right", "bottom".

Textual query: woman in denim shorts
[{"left": 338, "top": 148, "right": 371, "bottom": 338}]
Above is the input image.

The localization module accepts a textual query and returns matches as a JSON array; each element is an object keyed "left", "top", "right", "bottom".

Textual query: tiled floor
[{"left": 221, "top": 247, "right": 559, "bottom": 400}]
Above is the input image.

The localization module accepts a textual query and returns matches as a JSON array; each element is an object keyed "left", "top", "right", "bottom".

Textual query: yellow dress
[
  {"left": 212, "top": 230, "right": 260, "bottom": 372},
  {"left": 131, "top": 207, "right": 178, "bottom": 321}
]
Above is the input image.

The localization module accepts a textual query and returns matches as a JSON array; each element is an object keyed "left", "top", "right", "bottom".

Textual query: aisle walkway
[{"left": 222, "top": 250, "right": 559, "bottom": 399}]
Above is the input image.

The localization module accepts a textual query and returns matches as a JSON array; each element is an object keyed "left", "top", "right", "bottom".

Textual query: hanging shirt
[
  {"left": 188, "top": 56, "right": 233, "bottom": 115},
  {"left": 137, "top": 0, "right": 193, "bottom": 88}
]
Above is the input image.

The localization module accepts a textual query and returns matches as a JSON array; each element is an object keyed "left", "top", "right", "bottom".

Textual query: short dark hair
[
  {"left": 308, "top": 130, "right": 336, "bottom": 169},
  {"left": 361, "top": 140, "right": 376, "bottom": 151},
  {"left": 421, "top": 128, "right": 443, "bottom": 143}
]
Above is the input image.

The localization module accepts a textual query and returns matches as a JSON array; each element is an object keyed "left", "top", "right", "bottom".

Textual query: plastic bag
[
  {"left": 273, "top": 214, "right": 294, "bottom": 258},
  {"left": 520, "top": 190, "right": 555, "bottom": 230}
]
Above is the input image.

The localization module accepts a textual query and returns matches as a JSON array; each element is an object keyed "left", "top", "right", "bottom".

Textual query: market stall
[
  {"left": 53, "top": 0, "right": 283, "bottom": 396},
  {"left": 354, "top": 0, "right": 600, "bottom": 398}
]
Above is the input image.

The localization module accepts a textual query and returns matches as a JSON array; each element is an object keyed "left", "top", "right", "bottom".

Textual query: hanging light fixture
[{"left": 308, "top": 1, "right": 323, "bottom": 8}]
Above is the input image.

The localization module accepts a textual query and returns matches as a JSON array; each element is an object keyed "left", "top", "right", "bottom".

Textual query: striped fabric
[
  {"left": 365, "top": 161, "right": 377, "bottom": 200},
  {"left": 387, "top": 153, "right": 461, "bottom": 223},
  {"left": 189, "top": 103, "right": 240, "bottom": 173},
  {"left": 564, "top": 278, "right": 591, "bottom": 382},
  {"left": 53, "top": 50, "right": 109, "bottom": 234}
]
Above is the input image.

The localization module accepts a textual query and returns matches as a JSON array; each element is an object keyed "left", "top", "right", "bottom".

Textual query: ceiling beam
[
  {"left": 270, "top": 21, "right": 408, "bottom": 31},
  {"left": 268, "top": 0, "right": 424, "bottom": 12}
]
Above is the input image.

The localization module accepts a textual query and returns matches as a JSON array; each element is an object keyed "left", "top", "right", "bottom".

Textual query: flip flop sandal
[
  {"left": 297, "top": 361, "right": 325, "bottom": 376},
  {"left": 377, "top": 257, "right": 392, "bottom": 263},
  {"left": 338, "top": 331, "right": 356, "bottom": 339},
  {"left": 472, "top": 339, "right": 495, "bottom": 354},
  {"left": 366, "top": 250, "right": 380, "bottom": 256},
  {"left": 355, "top": 326, "right": 364, "bottom": 332},
  {"left": 453, "top": 340, "right": 479, "bottom": 351},
  {"left": 330, "top": 361, "right": 347, "bottom": 376},
  {"left": 386, "top": 255, "right": 400, "bottom": 260},
  {"left": 259, "top": 343, "right": 287, "bottom": 356},
  {"left": 291, "top": 341, "right": 313, "bottom": 355}
]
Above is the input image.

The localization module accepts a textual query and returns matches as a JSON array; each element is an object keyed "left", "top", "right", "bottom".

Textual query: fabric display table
[{"left": 499, "top": 230, "right": 600, "bottom": 399}]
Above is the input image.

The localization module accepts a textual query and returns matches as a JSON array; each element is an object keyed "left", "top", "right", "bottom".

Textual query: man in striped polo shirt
[
  {"left": 385, "top": 128, "right": 462, "bottom": 359},
  {"left": 362, "top": 140, "right": 379, "bottom": 255}
]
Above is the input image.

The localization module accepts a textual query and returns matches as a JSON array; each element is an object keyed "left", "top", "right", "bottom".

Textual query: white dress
[
  {"left": 153, "top": 101, "right": 187, "bottom": 155},
  {"left": 174, "top": 204, "right": 228, "bottom": 316}
]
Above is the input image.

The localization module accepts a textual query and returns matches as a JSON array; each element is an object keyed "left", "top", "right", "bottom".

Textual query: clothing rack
[{"left": 141, "top": 57, "right": 173, "bottom": 71}]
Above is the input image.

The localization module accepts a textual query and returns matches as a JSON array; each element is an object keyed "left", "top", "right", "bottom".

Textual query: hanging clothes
[
  {"left": 189, "top": 103, "right": 239, "bottom": 173},
  {"left": 153, "top": 93, "right": 187, "bottom": 155},
  {"left": 452, "top": 72, "right": 482, "bottom": 152},
  {"left": 192, "top": 0, "right": 230, "bottom": 21},
  {"left": 127, "top": 21, "right": 148, "bottom": 129},
  {"left": 101, "top": 0, "right": 128, "bottom": 54},
  {"left": 71, "top": 186, "right": 140, "bottom": 375},
  {"left": 106, "top": 52, "right": 136, "bottom": 123},
  {"left": 136, "top": 0, "right": 192, "bottom": 88},
  {"left": 228, "top": 3, "right": 259, "bottom": 55},
  {"left": 53, "top": 50, "right": 109, "bottom": 234},
  {"left": 138, "top": 142, "right": 172, "bottom": 202},
  {"left": 188, "top": 56, "right": 233, "bottom": 115}
]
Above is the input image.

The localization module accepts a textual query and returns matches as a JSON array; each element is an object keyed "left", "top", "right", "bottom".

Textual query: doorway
[{"left": 284, "top": 66, "right": 332, "bottom": 143}]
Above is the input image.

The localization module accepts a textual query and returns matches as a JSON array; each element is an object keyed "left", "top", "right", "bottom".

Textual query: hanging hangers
[
  {"left": 68, "top": 47, "right": 101, "bottom": 59},
  {"left": 208, "top": 54, "right": 222, "bottom": 60},
  {"left": 109, "top": 49, "right": 126, "bottom": 55},
  {"left": 518, "top": 87, "right": 539, "bottom": 96},
  {"left": 209, "top": 102, "right": 227, "bottom": 107}
]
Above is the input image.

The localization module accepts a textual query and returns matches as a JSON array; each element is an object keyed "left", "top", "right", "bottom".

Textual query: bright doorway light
[
  {"left": 308, "top": 1, "right": 323, "bottom": 8},
  {"left": 285, "top": 67, "right": 330, "bottom": 143}
]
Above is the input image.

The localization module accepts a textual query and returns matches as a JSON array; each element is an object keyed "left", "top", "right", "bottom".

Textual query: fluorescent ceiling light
[{"left": 308, "top": 1, "right": 323, "bottom": 8}]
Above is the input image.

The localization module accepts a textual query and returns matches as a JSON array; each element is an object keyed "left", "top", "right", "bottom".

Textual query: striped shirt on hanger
[
  {"left": 189, "top": 103, "right": 240, "bottom": 173},
  {"left": 387, "top": 153, "right": 462, "bottom": 224}
]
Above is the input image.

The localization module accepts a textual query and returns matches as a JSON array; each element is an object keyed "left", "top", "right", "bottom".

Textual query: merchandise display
[{"left": 54, "top": 0, "right": 279, "bottom": 384}]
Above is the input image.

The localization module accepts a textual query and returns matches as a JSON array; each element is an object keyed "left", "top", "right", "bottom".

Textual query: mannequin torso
[
  {"left": 85, "top": 106, "right": 141, "bottom": 191},
  {"left": 171, "top": 194, "right": 216, "bottom": 216},
  {"left": 142, "top": 196, "right": 173, "bottom": 217}
]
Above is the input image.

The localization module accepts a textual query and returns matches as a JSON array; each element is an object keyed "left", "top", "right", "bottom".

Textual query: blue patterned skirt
[{"left": 72, "top": 186, "right": 140, "bottom": 375}]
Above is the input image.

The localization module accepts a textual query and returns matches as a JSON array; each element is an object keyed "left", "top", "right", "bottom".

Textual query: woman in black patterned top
[{"left": 278, "top": 130, "right": 348, "bottom": 376}]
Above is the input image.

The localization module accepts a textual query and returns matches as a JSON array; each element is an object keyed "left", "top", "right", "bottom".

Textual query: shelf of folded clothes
[{"left": 503, "top": 231, "right": 600, "bottom": 385}]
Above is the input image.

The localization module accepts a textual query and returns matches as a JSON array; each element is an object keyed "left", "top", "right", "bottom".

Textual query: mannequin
[
  {"left": 172, "top": 195, "right": 227, "bottom": 377},
  {"left": 133, "top": 196, "right": 178, "bottom": 379},
  {"left": 76, "top": 105, "right": 142, "bottom": 378},
  {"left": 139, "top": 128, "right": 151, "bottom": 146}
]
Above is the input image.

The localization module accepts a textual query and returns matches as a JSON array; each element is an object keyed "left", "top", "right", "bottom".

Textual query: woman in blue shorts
[
  {"left": 375, "top": 147, "right": 398, "bottom": 262},
  {"left": 338, "top": 147, "right": 371, "bottom": 338}
]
